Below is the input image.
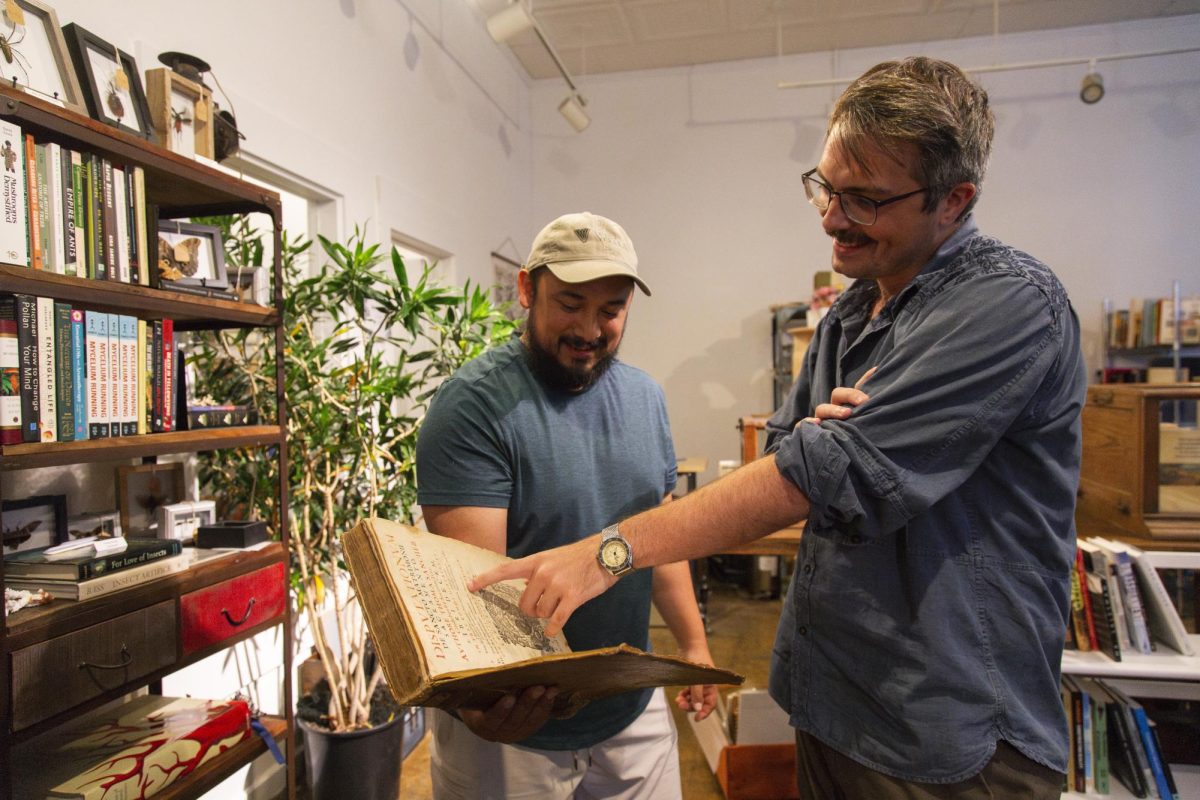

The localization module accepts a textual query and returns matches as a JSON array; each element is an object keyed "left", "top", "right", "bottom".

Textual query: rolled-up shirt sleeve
[{"left": 773, "top": 270, "right": 1067, "bottom": 542}]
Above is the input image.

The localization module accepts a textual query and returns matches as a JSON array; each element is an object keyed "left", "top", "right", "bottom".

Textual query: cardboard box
[{"left": 688, "top": 689, "right": 799, "bottom": 800}]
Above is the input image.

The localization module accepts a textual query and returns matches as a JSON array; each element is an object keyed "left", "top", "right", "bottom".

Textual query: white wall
[
  {"left": 529, "top": 16, "right": 1200, "bottom": 483},
  {"left": 48, "top": 0, "right": 534, "bottom": 285}
]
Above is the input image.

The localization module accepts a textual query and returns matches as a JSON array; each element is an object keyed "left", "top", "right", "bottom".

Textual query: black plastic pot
[{"left": 299, "top": 714, "right": 405, "bottom": 800}]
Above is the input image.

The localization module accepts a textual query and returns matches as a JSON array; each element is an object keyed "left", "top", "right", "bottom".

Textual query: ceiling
[{"left": 476, "top": 0, "right": 1200, "bottom": 81}]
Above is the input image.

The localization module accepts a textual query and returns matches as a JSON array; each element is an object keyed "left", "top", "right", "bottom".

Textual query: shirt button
[
  {"left": 803, "top": 563, "right": 813, "bottom": 574},
  {"left": 798, "top": 626, "right": 808, "bottom": 636}
]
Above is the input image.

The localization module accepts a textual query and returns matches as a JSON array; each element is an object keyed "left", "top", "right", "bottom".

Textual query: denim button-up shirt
[{"left": 766, "top": 219, "right": 1086, "bottom": 782}]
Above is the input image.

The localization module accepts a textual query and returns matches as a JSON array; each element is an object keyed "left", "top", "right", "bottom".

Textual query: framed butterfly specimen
[
  {"left": 2, "top": 494, "right": 67, "bottom": 554},
  {"left": 61, "top": 22, "right": 151, "bottom": 138},
  {"left": 156, "top": 219, "right": 228, "bottom": 291}
]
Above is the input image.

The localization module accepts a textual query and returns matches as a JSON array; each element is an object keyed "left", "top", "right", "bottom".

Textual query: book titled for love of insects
[
  {"left": 4, "top": 538, "right": 183, "bottom": 581},
  {"left": 343, "top": 517, "right": 743, "bottom": 718}
]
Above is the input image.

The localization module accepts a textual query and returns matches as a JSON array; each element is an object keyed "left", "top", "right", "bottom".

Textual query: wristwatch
[{"left": 597, "top": 524, "right": 634, "bottom": 576}]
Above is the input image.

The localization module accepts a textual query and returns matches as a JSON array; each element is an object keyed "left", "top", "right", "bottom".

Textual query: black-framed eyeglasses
[{"left": 802, "top": 169, "right": 929, "bottom": 226}]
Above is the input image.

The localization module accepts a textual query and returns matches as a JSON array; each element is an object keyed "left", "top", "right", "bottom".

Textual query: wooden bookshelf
[{"left": 0, "top": 426, "right": 283, "bottom": 470}]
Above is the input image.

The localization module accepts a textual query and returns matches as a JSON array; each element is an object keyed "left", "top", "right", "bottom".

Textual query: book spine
[
  {"left": 106, "top": 312, "right": 120, "bottom": 436},
  {"left": 1081, "top": 686, "right": 1094, "bottom": 793},
  {"left": 136, "top": 319, "right": 147, "bottom": 434},
  {"left": 0, "top": 296, "right": 19, "bottom": 445},
  {"left": 60, "top": 145, "right": 77, "bottom": 276},
  {"left": 70, "top": 309, "right": 87, "bottom": 440},
  {"left": 1115, "top": 552, "right": 1153, "bottom": 654},
  {"left": 113, "top": 166, "right": 129, "bottom": 283},
  {"left": 1070, "top": 548, "right": 1094, "bottom": 651},
  {"left": 1087, "top": 571, "right": 1122, "bottom": 662},
  {"left": 1148, "top": 721, "right": 1178, "bottom": 799},
  {"left": 24, "top": 135, "right": 41, "bottom": 269},
  {"left": 1092, "top": 685, "right": 1109, "bottom": 795},
  {"left": 0, "top": 119, "right": 28, "bottom": 266},
  {"left": 89, "top": 154, "right": 104, "bottom": 280},
  {"left": 1104, "top": 689, "right": 1148, "bottom": 797},
  {"left": 15, "top": 293, "right": 39, "bottom": 442},
  {"left": 1131, "top": 706, "right": 1172, "bottom": 800},
  {"left": 75, "top": 554, "right": 189, "bottom": 600},
  {"left": 70, "top": 149, "right": 84, "bottom": 277},
  {"left": 152, "top": 319, "right": 163, "bottom": 432},
  {"left": 85, "top": 309, "right": 108, "bottom": 438},
  {"left": 54, "top": 301, "right": 74, "bottom": 442},
  {"left": 35, "top": 296, "right": 56, "bottom": 441},
  {"left": 34, "top": 142, "right": 53, "bottom": 272},
  {"left": 102, "top": 159, "right": 116, "bottom": 281},
  {"left": 79, "top": 541, "right": 183, "bottom": 579},
  {"left": 162, "top": 318, "right": 174, "bottom": 432},
  {"left": 125, "top": 167, "right": 138, "bottom": 285},
  {"left": 119, "top": 315, "right": 136, "bottom": 435},
  {"left": 47, "top": 142, "right": 64, "bottom": 274},
  {"left": 133, "top": 167, "right": 148, "bottom": 286}
]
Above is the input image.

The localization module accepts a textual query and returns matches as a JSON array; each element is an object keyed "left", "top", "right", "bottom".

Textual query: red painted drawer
[{"left": 180, "top": 561, "right": 286, "bottom": 655}]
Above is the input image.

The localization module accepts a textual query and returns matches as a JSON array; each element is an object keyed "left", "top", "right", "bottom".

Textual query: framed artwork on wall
[
  {"left": 144, "top": 66, "right": 213, "bottom": 158},
  {"left": 2, "top": 494, "right": 68, "bottom": 553},
  {"left": 61, "top": 22, "right": 152, "bottom": 138},
  {"left": 0, "top": 0, "right": 85, "bottom": 115},
  {"left": 156, "top": 219, "right": 227, "bottom": 290}
]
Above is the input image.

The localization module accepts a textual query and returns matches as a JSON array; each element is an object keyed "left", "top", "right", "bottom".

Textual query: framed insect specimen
[
  {"left": 116, "top": 461, "right": 185, "bottom": 537},
  {"left": 2, "top": 494, "right": 68, "bottom": 554},
  {"left": 0, "top": 0, "right": 85, "bottom": 115},
  {"left": 144, "top": 66, "right": 213, "bottom": 158},
  {"left": 61, "top": 22, "right": 151, "bottom": 138},
  {"left": 156, "top": 219, "right": 228, "bottom": 290}
]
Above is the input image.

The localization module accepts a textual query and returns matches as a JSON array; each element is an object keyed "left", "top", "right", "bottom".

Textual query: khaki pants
[
  {"left": 795, "top": 731, "right": 1064, "bottom": 799},
  {"left": 430, "top": 689, "right": 682, "bottom": 800}
]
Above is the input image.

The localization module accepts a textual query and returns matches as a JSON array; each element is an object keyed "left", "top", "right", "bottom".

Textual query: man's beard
[{"left": 523, "top": 320, "right": 618, "bottom": 393}]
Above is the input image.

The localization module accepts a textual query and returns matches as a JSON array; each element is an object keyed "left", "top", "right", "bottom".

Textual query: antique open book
[{"left": 343, "top": 518, "right": 742, "bottom": 717}]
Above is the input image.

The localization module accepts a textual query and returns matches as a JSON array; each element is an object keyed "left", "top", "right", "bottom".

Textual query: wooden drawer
[
  {"left": 10, "top": 600, "right": 176, "bottom": 731},
  {"left": 180, "top": 562, "right": 285, "bottom": 656}
]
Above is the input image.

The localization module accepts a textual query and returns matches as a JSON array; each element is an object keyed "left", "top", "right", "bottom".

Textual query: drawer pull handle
[
  {"left": 79, "top": 644, "right": 132, "bottom": 670},
  {"left": 222, "top": 598, "right": 257, "bottom": 626}
]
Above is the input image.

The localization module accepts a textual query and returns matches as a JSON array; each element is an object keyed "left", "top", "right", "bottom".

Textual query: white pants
[{"left": 429, "top": 688, "right": 682, "bottom": 800}]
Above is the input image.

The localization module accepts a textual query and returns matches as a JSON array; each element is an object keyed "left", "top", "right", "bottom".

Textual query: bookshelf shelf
[
  {"left": 0, "top": 263, "right": 280, "bottom": 328},
  {"left": 0, "top": 82, "right": 293, "bottom": 799},
  {"left": 1062, "top": 763, "right": 1200, "bottom": 799},
  {"left": 1062, "top": 634, "right": 1200, "bottom": 680},
  {"left": 0, "top": 425, "right": 283, "bottom": 470}
]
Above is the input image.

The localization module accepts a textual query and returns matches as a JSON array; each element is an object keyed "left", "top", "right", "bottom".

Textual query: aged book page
[{"left": 344, "top": 517, "right": 742, "bottom": 716}]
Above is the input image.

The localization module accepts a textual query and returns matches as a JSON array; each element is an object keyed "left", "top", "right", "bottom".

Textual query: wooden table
[
  {"left": 693, "top": 525, "right": 804, "bottom": 630},
  {"left": 677, "top": 457, "right": 707, "bottom": 495}
]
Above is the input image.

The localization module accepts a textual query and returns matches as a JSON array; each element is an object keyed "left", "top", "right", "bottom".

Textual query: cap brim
[{"left": 543, "top": 260, "right": 651, "bottom": 296}]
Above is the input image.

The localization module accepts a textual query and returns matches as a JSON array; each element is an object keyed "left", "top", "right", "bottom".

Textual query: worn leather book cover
[{"left": 344, "top": 517, "right": 742, "bottom": 718}]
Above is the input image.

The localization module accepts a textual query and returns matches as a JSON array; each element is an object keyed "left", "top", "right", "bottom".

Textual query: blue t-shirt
[{"left": 416, "top": 337, "right": 677, "bottom": 750}]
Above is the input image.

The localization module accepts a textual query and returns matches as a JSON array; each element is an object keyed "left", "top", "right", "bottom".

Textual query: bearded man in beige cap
[{"left": 415, "top": 212, "right": 715, "bottom": 799}]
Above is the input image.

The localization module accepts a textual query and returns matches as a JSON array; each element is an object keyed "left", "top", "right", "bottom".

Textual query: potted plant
[{"left": 187, "top": 217, "right": 517, "bottom": 799}]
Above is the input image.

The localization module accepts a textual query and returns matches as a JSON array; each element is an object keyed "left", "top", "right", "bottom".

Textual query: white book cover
[
  {"left": 47, "top": 143, "right": 65, "bottom": 274},
  {"left": 112, "top": 166, "right": 130, "bottom": 283},
  {"left": 106, "top": 313, "right": 120, "bottom": 437},
  {"left": 0, "top": 119, "right": 27, "bottom": 266},
  {"left": 1087, "top": 537, "right": 1153, "bottom": 655},
  {"left": 36, "top": 296, "right": 57, "bottom": 442}
]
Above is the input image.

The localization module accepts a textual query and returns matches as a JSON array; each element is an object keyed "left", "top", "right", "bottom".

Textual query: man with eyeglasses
[{"left": 472, "top": 57, "right": 1086, "bottom": 798}]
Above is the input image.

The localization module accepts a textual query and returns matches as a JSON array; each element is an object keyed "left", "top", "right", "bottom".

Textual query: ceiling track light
[
  {"left": 486, "top": 1, "right": 591, "bottom": 133},
  {"left": 1080, "top": 58, "right": 1104, "bottom": 105}
]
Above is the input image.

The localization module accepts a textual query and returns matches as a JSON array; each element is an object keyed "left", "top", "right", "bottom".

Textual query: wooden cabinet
[
  {"left": 0, "top": 83, "right": 293, "bottom": 799},
  {"left": 1076, "top": 383, "right": 1200, "bottom": 549}
]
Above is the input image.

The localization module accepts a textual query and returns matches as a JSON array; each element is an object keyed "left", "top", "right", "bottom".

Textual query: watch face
[{"left": 600, "top": 538, "right": 629, "bottom": 569}]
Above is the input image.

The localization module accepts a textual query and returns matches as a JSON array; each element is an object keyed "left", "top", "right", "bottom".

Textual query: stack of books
[
  {"left": 1066, "top": 536, "right": 1195, "bottom": 662},
  {"left": 1061, "top": 675, "right": 1182, "bottom": 798},
  {"left": 3, "top": 538, "right": 187, "bottom": 600}
]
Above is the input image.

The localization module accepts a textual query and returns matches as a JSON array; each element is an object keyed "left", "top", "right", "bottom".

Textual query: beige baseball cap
[{"left": 523, "top": 212, "right": 650, "bottom": 296}]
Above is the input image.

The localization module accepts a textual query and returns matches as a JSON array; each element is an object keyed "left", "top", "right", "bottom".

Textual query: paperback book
[
  {"left": 5, "top": 553, "right": 189, "bottom": 600},
  {"left": 4, "top": 538, "right": 183, "bottom": 581}
]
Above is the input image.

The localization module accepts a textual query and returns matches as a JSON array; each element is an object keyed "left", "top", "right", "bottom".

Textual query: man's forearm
[{"left": 625, "top": 454, "right": 809, "bottom": 569}]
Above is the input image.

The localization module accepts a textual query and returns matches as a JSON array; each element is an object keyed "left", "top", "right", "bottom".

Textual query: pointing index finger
[{"left": 468, "top": 559, "right": 529, "bottom": 593}]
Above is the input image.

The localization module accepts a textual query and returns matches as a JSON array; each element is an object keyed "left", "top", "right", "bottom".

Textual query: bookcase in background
[{"left": 0, "top": 83, "right": 294, "bottom": 799}]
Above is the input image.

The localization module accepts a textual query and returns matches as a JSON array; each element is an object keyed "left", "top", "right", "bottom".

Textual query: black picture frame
[
  {"left": 155, "top": 219, "right": 228, "bottom": 290},
  {"left": 60, "top": 22, "right": 152, "bottom": 138},
  {"left": 2, "top": 494, "right": 68, "bottom": 554}
]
